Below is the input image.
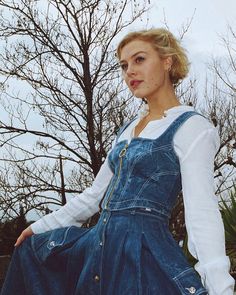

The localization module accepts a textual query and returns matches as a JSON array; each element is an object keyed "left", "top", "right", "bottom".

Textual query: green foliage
[
  {"left": 181, "top": 185, "right": 236, "bottom": 279},
  {"left": 220, "top": 185, "right": 236, "bottom": 271},
  {"left": 182, "top": 235, "right": 197, "bottom": 267}
]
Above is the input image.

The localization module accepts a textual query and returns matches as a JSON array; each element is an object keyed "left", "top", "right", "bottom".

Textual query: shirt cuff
[{"left": 195, "top": 256, "right": 235, "bottom": 295}]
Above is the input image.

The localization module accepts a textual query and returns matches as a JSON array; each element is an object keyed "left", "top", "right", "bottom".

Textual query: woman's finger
[{"left": 14, "top": 227, "right": 33, "bottom": 247}]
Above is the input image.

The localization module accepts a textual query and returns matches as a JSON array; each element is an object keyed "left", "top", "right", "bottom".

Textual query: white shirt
[{"left": 31, "top": 105, "right": 235, "bottom": 295}]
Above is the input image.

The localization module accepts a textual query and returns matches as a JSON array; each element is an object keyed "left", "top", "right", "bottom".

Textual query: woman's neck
[{"left": 145, "top": 93, "right": 180, "bottom": 119}]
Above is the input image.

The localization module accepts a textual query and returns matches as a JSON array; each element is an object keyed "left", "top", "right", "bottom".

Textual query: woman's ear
[{"left": 164, "top": 56, "right": 173, "bottom": 71}]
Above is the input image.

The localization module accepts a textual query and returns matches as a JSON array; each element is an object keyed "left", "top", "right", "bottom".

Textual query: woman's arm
[
  {"left": 175, "top": 116, "right": 235, "bottom": 295},
  {"left": 16, "top": 119, "right": 133, "bottom": 244},
  {"left": 30, "top": 156, "right": 114, "bottom": 235},
  {"left": 14, "top": 157, "right": 113, "bottom": 246}
]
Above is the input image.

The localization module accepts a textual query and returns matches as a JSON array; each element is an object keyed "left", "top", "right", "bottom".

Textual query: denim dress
[{"left": 1, "top": 111, "right": 208, "bottom": 295}]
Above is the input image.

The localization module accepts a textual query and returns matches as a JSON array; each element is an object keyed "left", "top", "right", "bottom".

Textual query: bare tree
[
  {"left": 205, "top": 25, "right": 236, "bottom": 194},
  {"left": 0, "top": 0, "right": 150, "bottom": 220}
]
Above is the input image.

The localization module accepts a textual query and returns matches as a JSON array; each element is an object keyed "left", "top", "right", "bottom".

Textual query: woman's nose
[{"left": 126, "top": 64, "right": 136, "bottom": 76}]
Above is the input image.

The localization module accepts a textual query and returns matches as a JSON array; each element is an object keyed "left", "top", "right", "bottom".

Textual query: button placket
[{"left": 91, "top": 211, "right": 109, "bottom": 292}]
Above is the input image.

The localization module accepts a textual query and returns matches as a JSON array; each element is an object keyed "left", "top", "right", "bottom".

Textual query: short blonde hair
[{"left": 117, "top": 28, "right": 189, "bottom": 85}]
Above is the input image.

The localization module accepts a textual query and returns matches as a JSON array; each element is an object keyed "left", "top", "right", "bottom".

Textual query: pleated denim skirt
[{"left": 1, "top": 208, "right": 207, "bottom": 295}]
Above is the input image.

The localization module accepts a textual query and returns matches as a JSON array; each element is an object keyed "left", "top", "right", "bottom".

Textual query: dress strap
[{"left": 160, "top": 111, "right": 204, "bottom": 141}]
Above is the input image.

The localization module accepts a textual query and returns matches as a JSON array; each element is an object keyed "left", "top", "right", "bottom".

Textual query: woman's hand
[{"left": 14, "top": 226, "right": 34, "bottom": 247}]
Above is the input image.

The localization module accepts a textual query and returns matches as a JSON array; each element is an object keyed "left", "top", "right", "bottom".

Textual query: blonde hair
[{"left": 117, "top": 28, "right": 189, "bottom": 85}]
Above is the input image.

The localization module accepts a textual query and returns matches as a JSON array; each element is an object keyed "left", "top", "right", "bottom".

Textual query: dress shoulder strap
[{"left": 162, "top": 111, "right": 204, "bottom": 141}]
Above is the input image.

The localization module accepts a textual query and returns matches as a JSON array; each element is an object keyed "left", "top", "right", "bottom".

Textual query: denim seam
[
  {"left": 108, "top": 198, "right": 167, "bottom": 207},
  {"left": 108, "top": 200, "right": 170, "bottom": 218},
  {"left": 150, "top": 171, "right": 179, "bottom": 180},
  {"left": 119, "top": 148, "right": 153, "bottom": 199},
  {"left": 136, "top": 171, "right": 179, "bottom": 201},
  {"left": 121, "top": 170, "right": 176, "bottom": 201},
  {"left": 118, "top": 145, "right": 179, "bottom": 199},
  {"left": 46, "top": 226, "right": 71, "bottom": 250},
  {"left": 31, "top": 236, "right": 49, "bottom": 265},
  {"left": 133, "top": 177, "right": 153, "bottom": 200},
  {"left": 173, "top": 268, "right": 208, "bottom": 295},
  {"left": 167, "top": 175, "right": 182, "bottom": 206}
]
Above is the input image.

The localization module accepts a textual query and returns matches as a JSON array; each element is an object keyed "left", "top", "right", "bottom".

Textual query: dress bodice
[{"left": 101, "top": 111, "right": 198, "bottom": 217}]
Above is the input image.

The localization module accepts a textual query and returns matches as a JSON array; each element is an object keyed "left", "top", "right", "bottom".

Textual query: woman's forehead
[{"left": 119, "top": 40, "right": 153, "bottom": 61}]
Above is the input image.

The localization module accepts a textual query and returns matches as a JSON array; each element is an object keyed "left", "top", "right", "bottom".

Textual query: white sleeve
[
  {"left": 174, "top": 116, "right": 235, "bottom": 295},
  {"left": 31, "top": 150, "right": 114, "bottom": 234}
]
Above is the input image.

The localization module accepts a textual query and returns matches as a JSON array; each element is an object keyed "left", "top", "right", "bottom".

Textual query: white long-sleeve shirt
[{"left": 31, "top": 105, "right": 235, "bottom": 295}]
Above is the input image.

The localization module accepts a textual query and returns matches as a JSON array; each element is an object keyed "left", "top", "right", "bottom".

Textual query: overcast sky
[
  {"left": 126, "top": 0, "right": 236, "bottom": 87},
  {"left": 149, "top": 0, "right": 235, "bottom": 52}
]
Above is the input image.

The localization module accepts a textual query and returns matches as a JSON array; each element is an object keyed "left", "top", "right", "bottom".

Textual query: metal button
[
  {"left": 103, "top": 218, "right": 107, "bottom": 223},
  {"left": 94, "top": 275, "right": 100, "bottom": 282},
  {"left": 49, "top": 241, "right": 55, "bottom": 247},
  {"left": 185, "top": 287, "right": 196, "bottom": 294},
  {"left": 99, "top": 241, "right": 103, "bottom": 246}
]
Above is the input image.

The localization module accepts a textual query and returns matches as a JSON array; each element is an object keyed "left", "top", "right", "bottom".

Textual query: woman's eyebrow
[{"left": 120, "top": 51, "right": 147, "bottom": 63}]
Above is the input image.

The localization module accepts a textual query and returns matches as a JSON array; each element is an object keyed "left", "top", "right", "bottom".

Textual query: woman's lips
[{"left": 130, "top": 80, "right": 143, "bottom": 89}]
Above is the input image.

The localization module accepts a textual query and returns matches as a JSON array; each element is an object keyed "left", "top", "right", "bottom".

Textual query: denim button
[
  {"left": 49, "top": 241, "right": 56, "bottom": 247},
  {"left": 94, "top": 275, "right": 100, "bottom": 282},
  {"left": 99, "top": 241, "right": 103, "bottom": 246},
  {"left": 186, "top": 287, "right": 196, "bottom": 294},
  {"left": 103, "top": 218, "right": 107, "bottom": 223}
]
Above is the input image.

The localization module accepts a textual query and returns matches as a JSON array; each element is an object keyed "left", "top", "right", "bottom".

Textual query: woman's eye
[
  {"left": 135, "top": 56, "right": 145, "bottom": 63},
  {"left": 120, "top": 64, "right": 128, "bottom": 71}
]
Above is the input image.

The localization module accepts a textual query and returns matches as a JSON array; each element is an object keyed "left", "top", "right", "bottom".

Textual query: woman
[{"left": 1, "top": 28, "right": 234, "bottom": 295}]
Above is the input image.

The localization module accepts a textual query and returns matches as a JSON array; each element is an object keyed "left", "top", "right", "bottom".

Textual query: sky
[
  {"left": 148, "top": 0, "right": 235, "bottom": 53},
  {"left": 127, "top": 0, "right": 236, "bottom": 88}
]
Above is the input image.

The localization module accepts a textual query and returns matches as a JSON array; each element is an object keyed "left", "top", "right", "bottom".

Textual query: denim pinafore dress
[{"left": 1, "top": 112, "right": 208, "bottom": 295}]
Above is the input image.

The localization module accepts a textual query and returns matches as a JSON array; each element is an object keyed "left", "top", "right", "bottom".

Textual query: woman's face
[{"left": 119, "top": 39, "right": 171, "bottom": 100}]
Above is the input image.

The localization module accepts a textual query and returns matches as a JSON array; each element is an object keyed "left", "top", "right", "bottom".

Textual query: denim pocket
[
  {"left": 173, "top": 268, "right": 208, "bottom": 295},
  {"left": 46, "top": 226, "right": 75, "bottom": 250},
  {"left": 32, "top": 226, "right": 90, "bottom": 264}
]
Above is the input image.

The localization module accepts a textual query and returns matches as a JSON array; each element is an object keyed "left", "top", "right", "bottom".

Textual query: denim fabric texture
[{"left": 1, "top": 111, "right": 208, "bottom": 295}]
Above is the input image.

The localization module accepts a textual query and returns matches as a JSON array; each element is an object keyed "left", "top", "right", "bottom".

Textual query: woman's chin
[{"left": 132, "top": 91, "right": 144, "bottom": 99}]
